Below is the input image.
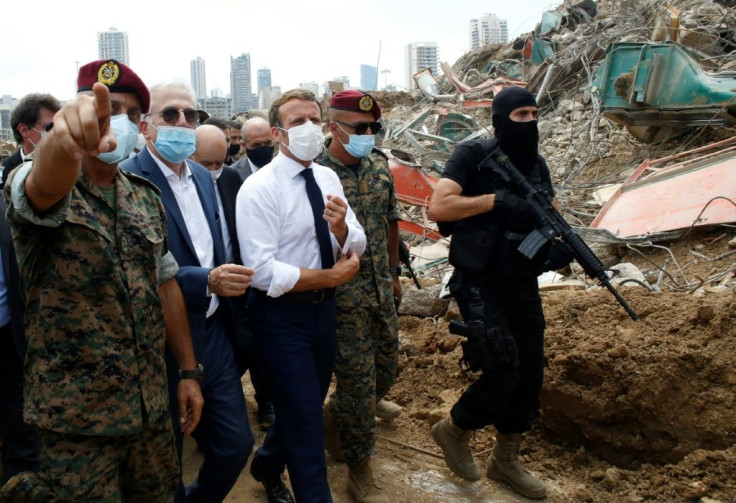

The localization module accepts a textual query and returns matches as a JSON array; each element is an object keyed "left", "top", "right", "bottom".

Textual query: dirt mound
[
  {"left": 387, "top": 283, "right": 736, "bottom": 502},
  {"left": 541, "top": 288, "right": 736, "bottom": 467}
]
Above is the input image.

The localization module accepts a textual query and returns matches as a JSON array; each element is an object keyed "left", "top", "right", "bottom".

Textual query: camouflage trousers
[
  {"left": 327, "top": 302, "right": 399, "bottom": 467},
  {"left": 0, "top": 418, "right": 178, "bottom": 503}
]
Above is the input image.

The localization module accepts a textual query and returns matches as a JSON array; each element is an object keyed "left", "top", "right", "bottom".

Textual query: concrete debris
[{"left": 378, "top": 0, "right": 735, "bottom": 299}]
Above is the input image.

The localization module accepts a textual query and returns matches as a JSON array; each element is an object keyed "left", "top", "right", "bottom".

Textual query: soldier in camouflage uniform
[
  {"left": 0, "top": 60, "right": 203, "bottom": 502},
  {"left": 317, "top": 90, "right": 402, "bottom": 503}
]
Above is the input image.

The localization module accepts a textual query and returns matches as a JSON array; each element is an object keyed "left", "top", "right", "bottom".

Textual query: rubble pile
[{"left": 379, "top": 0, "right": 736, "bottom": 296}]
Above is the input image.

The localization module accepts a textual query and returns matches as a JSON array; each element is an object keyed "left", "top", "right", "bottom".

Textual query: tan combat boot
[
  {"left": 430, "top": 417, "right": 481, "bottom": 481},
  {"left": 347, "top": 458, "right": 389, "bottom": 503},
  {"left": 375, "top": 399, "right": 402, "bottom": 420},
  {"left": 487, "top": 433, "right": 546, "bottom": 499},
  {"left": 323, "top": 405, "right": 344, "bottom": 462}
]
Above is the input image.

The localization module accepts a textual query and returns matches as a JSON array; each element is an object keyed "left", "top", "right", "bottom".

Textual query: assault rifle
[
  {"left": 479, "top": 151, "right": 639, "bottom": 321},
  {"left": 399, "top": 240, "right": 421, "bottom": 289}
]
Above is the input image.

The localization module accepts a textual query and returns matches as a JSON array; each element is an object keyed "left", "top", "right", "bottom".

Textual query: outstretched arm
[{"left": 159, "top": 277, "right": 203, "bottom": 435}]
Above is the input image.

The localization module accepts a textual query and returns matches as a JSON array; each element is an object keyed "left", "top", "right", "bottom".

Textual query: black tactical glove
[
  {"left": 543, "top": 241, "right": 575, "bottom": 271},
  {"left": 494, "top": 190, "right": 539, "bottom": 225}
]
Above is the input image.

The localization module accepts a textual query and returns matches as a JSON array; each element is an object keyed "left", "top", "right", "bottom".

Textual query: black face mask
[
  {"left": 495, "top": 118, "right": 539, "bottom": 172},
  {"left": 227, "top": 143, "right": 241, "bottom": 157},
  {"left": 246, "top": 145, "right": 274, "bottom": 168}
]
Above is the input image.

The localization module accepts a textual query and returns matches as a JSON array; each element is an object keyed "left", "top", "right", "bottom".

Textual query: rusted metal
[{"left": 591, "top": 136, "right": 736, "bottom": 238}]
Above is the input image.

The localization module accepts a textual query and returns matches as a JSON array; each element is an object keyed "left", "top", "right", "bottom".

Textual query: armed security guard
[
  {"left": 428, "top": 86, "right": 574, "bottom": 499},
  {"left": 316, "top": 90, "right": 402, "bottom": 503}
]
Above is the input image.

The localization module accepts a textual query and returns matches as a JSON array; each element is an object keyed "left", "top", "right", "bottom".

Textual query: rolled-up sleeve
[
  {"left": 158, "top": 251, "right": 179, "bottom": 285},
  {"left": 8, "top": 162, "right": 72, "bottom": 227},
  {"left": 236, "top": 175, "right": 300, "bottom": 297}
]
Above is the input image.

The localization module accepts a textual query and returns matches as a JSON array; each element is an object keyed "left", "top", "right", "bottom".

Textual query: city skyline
[{"left": 0, "top": 0, "right": 557, "bottom": 103}]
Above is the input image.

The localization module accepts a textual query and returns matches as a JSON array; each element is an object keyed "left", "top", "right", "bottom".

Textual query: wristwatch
[
  {"left": 179, "top": 363, "right": 204, "bottom": 381},
  {"left": 389, "top": 265, "right": 403, "bottom": 275}
]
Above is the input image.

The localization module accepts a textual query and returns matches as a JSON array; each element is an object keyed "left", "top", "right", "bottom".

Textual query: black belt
[{"left": 253, "top": 288, "right": 334, "bottom": 304}]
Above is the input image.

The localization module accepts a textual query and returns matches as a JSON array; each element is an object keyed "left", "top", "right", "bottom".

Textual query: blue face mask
[
  {"left": 150, "top": 124, "right": 196, "bottom": 163},
  {"left": 337, "top": 124, "right": 375, "bottom": 158},
  {"left": 97, "top": 115, "right": 139, "bottom": 164}
]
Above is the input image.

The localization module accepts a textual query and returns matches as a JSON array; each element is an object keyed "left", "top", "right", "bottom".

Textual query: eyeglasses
[
  {"left": 149, "top": 107, "right": 199, "bottom": 126},
  {"left": 30, "top": 123, "right": 53, "bottom": 134},
  {"left": 334, "top": 120, "right": 382, "bottom": 135}
]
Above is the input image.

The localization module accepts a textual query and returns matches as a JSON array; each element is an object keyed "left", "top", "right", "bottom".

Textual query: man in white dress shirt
[{"left": 236, "top": 88, "right": 366, "bottom": 503}]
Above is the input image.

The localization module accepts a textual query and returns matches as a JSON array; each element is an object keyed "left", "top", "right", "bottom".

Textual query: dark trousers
[
  {"left": 170, "top": 310, "right": 254, "bottom": 503},
  {"left": 248, "top": 291, "right": 336, "bottom": 503},
  {"left": 0, "top": 324, "right": 39, "bottom": 483},
  {"left": 449, "top": 271, "right": 546, "bottom": 434}
]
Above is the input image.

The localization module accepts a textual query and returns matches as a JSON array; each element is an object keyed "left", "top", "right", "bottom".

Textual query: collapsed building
[
  {"left": 360, "top": 3, "right": 736, "bottom": 501},
  {"left": 374, "top": 0, "right": 736, "bottom": 300}
]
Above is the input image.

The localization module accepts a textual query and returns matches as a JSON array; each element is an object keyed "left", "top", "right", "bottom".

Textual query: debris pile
[{"left": 377, "top": 0, "right": 736, "bottom": 297}]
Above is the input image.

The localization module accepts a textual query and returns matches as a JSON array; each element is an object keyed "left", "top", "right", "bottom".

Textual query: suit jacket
[
  {"left": 216, "top": 167, "right": 245, "bottom": 265},
  {"left": 230, "top": 156, "right": 255, "bottom": 182},
  {"left": 1, "top": 149, "right": 24, "bottom": 188},
  {"left": 0, "top": 197, "right": 27, "bottom": 361},
  {"left": 121, "top": 148, "right": 243, "bottom": 369}
]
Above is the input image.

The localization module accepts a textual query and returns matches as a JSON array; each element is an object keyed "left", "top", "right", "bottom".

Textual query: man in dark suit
[
  {"left": 1, "top": 94, "right": 61, "bottom": 187},
  {"left": 193, "top": 125, "right": 275, "bottom": 430},
  {"left": 121, "top": 82, "right": 254, "bottom": 503},
  {"left": 0, "top": 183, "right": 39, "bottom": 483},
  {"left": 230, "top": 117, "right": 275, "bottom": 182}
]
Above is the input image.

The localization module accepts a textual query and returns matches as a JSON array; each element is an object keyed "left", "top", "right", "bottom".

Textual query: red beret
[
  {"left": 329, "top": 90, "right": 381, "bottom": 120},
  {"left": 77, "top": 59, "right": 150, "bottom": 114}
]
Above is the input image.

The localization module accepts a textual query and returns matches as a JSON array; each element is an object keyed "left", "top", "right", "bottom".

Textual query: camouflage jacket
[
  {"left": 5, "top": 163, "right": 177, "bottom": 436},
  {"left": 317, "top": 139, "right": 401, "bottom": 308}
]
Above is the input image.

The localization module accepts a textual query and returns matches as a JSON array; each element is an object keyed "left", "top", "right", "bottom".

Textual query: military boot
[
  {"left": 323, "top": 404, "right": 344, "bottom": 462},
  {"left": 375, "top": 399, "right": 402, "bottom": 420},
  {"left": 347, "top": 458, "right": 389, "bottom": 503},
  {"left": 487, "top": 433, "right": 546, "bottom": 499},
  {"left": 430, "top": 417, "right": 481, "bottom": 481}
]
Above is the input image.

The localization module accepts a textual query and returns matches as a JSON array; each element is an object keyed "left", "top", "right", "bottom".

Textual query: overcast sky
[{"left": 1, "top": 0, "right": 559, "bottom": 102}]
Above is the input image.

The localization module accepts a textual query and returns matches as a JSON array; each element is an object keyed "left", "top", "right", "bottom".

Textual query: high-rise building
[
  {"left": 299, "top": 81, "right": 321, "bottom": 98},
  {"left": 333, "top": 76, "right": 350, "bottom": 87},
  {"left": 97, "top": 28, "right": 129, "bottom": 64},
  {"left": 230, "top": 53, "right": 253, "bottom": 113},
  {"left": 190, "top": 57, "right": 207, "bottom": 100},
  {"left": 257, "top": 68, "right": 272, "bottom": 95},
  {"left": 360, "top": 65, "right": 378, "bottom": 91},
  {"left": 469, "top": 14, "right": 508, "bottom": 51},
  {"left": 259, "top": 86, "right": 281, "bottom": 110},
  {"left": 198, "top": 97, "right": 231, "bottom": 120},
  {"left": 405, "top": 42, "right": 440, "bottom": 89}
]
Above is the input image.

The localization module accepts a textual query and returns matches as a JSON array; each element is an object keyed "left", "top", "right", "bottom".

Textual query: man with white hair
[{"left": 122, "top": 82, "right": 254, "bottom": 503}]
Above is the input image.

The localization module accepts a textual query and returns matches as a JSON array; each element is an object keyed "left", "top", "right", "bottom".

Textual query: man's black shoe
[
  {"left": 257, "top": 402, "right": 276, "bottom": 431},
  {"left": 250, "top": 457, "right": 295, "bottom": 503}
]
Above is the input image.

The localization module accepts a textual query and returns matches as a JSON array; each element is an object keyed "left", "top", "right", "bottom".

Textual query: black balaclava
[{"left": 492, "top": 86, "right": 539, "bottom": 173}]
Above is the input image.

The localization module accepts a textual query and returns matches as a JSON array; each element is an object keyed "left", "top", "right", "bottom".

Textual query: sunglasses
[
  {"left": 151, "top": 107, "right": 199, "bottom": 126},
  {"left": 334, "top": 120, "right": 382, "bottom": 135}
]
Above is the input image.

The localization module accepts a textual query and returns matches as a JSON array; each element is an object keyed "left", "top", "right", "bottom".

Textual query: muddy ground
[{"left": 182, "top": 228, "right": 736, "bottom": 503}]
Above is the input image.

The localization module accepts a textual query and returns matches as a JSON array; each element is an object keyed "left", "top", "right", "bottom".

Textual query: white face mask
[
  {"left": 97, "top": 115, "right": 139, "bottom": 164},
  {"left": 208, "top": 166, "right": 224, "bottom": 181},
  {"left": 282, "top": 122, "right": 324, "bottom": 161}
]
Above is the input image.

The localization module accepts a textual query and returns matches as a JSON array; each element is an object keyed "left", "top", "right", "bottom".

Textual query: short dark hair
[
  {"left": 203, "top": 117, "right": 231, "bottom": 134},
  {"left": 268, "top": 89, "right": 321, "bottom": 128},
  {"left": 228, "top": 120, "right": 243, "bottom": 131},
  {"left": 10, "top": 93, "right": 62, "bottom": 144}
]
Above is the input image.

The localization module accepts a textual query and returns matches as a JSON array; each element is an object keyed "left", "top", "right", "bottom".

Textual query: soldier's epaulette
[
  {"left": 371, "top": 148, "right": 388, "bottom": 160},
  {"left": 122, "top": 170, "right": 162, "bottom": 195}
]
